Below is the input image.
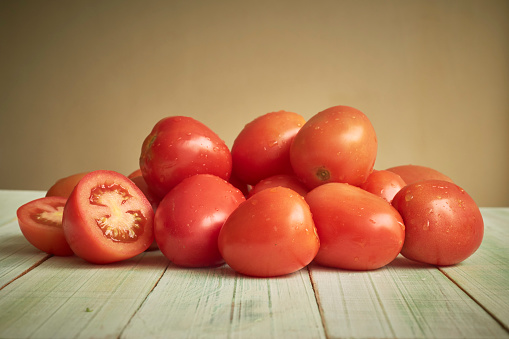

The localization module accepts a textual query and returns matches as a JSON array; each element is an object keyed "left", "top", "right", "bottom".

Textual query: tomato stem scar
[{"left": 316, "top": 168, "right": 330, "bottom": 181}]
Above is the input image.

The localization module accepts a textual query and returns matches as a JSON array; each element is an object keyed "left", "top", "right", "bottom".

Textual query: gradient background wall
[{"left": 1, "top": 0, "right": 508, "bottom": 206}]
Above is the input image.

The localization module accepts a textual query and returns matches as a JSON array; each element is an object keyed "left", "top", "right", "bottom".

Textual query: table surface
[{"left": 0, "top": 189, "right": 508, "bottom": 339}]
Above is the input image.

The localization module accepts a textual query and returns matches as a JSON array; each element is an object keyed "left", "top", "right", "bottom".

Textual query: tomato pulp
[
  {"left": 17, "top": 196, "right": 73, "bottom": 256},
  {"left": 62, "top": 170, "right": 154, "bottom": 264}
]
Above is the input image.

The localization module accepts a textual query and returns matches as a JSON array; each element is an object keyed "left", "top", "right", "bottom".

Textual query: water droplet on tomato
[{"left": 405, "top": 192, "right": 413, "bottom": 202}]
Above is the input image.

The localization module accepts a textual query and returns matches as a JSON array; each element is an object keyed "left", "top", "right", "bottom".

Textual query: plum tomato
[
  {"left": 46, "top": 172, "right": 89, "bottom": 199},
  {"left": 231, "top": 110, "right": 306, "bottom": 185},
  {"left": 360, "top": 169, "right": 406, "bottom": 203},
  {"left": 17, "top": 196, "right": 73, "bottom": 256},
  {"left": 218, "top": 187, "right": 320, "bottom": 277},
  {"left": 129, "top": 174, "right": 160, "bottom": 211},
  {"left": 392, "top": 180, "right": 483, "bottom": 266},
  {"left": 290, "top": 105, "right": 377, "bottom": 189},
  {"left": 248, "top": 174, "right": 309, "bottom": 197},
  {"left": 305, "top": 183, "right": 405, "bottom": 270},
  {"left": 154, "top": 174, "right": 245, "bottom": 267},
  {"left": 62, "top": 170, "right": 154, "bottom": 264},
  {"left": 386, "top": 164, "right": 453, "bottom": 185},
  {"left": 139, "top": 116, "right": 232, "bottom": 199}
]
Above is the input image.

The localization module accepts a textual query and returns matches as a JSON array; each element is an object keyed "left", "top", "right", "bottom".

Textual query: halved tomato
[
  {"left": 17, "top": 196, "right": 73, "bottom": 256},
  {"left": 62, "top": 170, "right": 154, "bottom": 264}
]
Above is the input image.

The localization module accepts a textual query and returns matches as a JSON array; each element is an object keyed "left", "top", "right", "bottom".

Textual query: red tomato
[
  {"left": 46, "top": 172, "right": 89, "bottom": 199},
  {"left": 392, "top": 180, "right": 483, "bottom": 266},
  {"left": 139, "top": 116, "right": 232, "bottom": 199},
  {"left": 62, "top": 170, "right": 154, "bottom": 264},
  {"left": 231, "top": 111, "right": 306, "bottom": 185},
  {"left": 248, "top": 174, "right": 309, "bottom": 197},
  {"left": 154, "top": 174, "right": 245, "bottom": 267},
  {"left": 129, "top": 175, "right": 160, "bottom": 211},
  {"left": 386, "top": 164, "right": 453, "bottom": 185},
  {"left": 305, "top": 183, "right": 405, "bottom": 270},
  {"left": 360, "top": 169, "right": 406, "bottom": 203},
  {"left": 290, "top": 105, "right": 377, "bottom": 189},
  {"left": 218, "top": 187, "right": 320, "bottom": 277},
  {"left": 17, "top": 196, "right": 73, "bottom": 256},
  {"left": 128, "top": 169, "right": 142, "bottom": 179}
]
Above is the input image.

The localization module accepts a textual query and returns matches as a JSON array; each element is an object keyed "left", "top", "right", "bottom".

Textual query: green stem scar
[{"left": 316, "top": 167, "right": 330, "bottom": 181}]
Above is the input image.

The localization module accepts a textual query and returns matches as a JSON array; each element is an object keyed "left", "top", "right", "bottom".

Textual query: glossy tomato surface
[
  {"left": 231, "top": 110, "right": 305, "bottom": 185},
  {"left": 386, "top": 164, "right": 453, "bottom": 185},
  {"left": 218, "top": 187, "right": 319, "bottom": 277},
  {"left": 139, "top": 116, "right": 232, "bottom": 199},
  {"left": 248, "top": 174, "right": 309, "bottom": 197},
  {"left": 290, "top": 105, "right": 377, "bottom": 188},
  {"left": 17, "top": 196, "right": 73, "bottom": 256},
  {"left": 305, "top": 183, "right": 405, "bottom": 270},
  {"left": 360, "top": 169, "right": 406, "bottom": 203},
  {"left": 154, "top": 174, "right": 245, "bottom": 267},
  {"left": 46, "top": 172, "right": 89, "bottom": 199},
  {"left": 62, "top": 170, "right": 154, "bottom": 264},
  {"left": 392, "top": 180, "right": 483, "bottom": 266}
]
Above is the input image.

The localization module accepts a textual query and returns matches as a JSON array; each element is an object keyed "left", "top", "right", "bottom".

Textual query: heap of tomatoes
[{"left": 17, "top": 105, "right": 484, "bottom": 277}]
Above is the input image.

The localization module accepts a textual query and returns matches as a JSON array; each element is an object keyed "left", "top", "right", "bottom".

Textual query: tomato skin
[
  {"left": 360, "top": 169, "right": 406, "bottom": 203},
  {"left": 218, "top": 187, "right": 320, "bottom": 277},
  {"left": 392, "top": 180, "right": 483, "bottom": 266},
  {"left": 386, "top": 164, "right": 453, "bottom": 185},
  {"left": 290, "top": 105, "right": 377, "bottom": 189},
  {"left": 305, "top": 183, "right": 405, "bottom": 270},
  {"left": 62, "top": 170, "right": 154, "bottom": 264},
  {"left": 17, "top": 196, "right": 73, "bottom": 256},
  {"left": 139, "top": 116, "right": 232, "bottom": 199},
  {"left": 231, "top": 111, "right": 306, "bottom": 185},
  {"left": 46, "top": 172, "right": 89, "bottom": 199},
  {"left": 248, "top": 174, "right": 309, "bottom": 197},
  {"left": 154, "top": 174, "right": 245, "bottom": 267}
]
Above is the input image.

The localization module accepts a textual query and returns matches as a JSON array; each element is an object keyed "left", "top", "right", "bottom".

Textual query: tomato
[
  {"left": 248, "top": 174, "right": 309, "bottom": 197},
  {"left": 128, "top": 169, "right": 142, "bottom": 179},
  {"left": 360, "top": 169, "right": 406, "bottom": 203},
  {"left": 154, "top": 174, "right": 245, "bottom": 267},
  {"left": 228, "top": 171, "right": 251, "bottom": 197},
  {"left": 386, "top": 164, "right": 453, "bottom": 185},
  {"left": 392, "top": 180, "right": 483, "bottom": 266},
  {"left": 290, "top": 105, "right": 377, "bottom": 189},
  {"left": 129, "top": 174, "right": 160, "bottom": 211},
  {"left": 218, "top": 187, "right": 319, "bottom": 277},
  {"left": 17, "top": 196, "right": 73, "bottom": 256},
  {"left": 62, "top": 170, "right": 154, "bottom": 264},
  {"left": 231, "top": 111, "right": 306, "bottom": 185},
  {"left": 305, "top": 183, "right": 405, "bottom": 270},
  {"left": 140, "top": 116, "right": 232, "bottom": 199},
  {"left": 46, "top": 172, "right": 89, "bottom": 199}
]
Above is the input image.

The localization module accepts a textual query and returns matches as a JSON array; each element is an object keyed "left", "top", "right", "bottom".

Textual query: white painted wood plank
[
  {"left": 310, "top": 255, "right": 509, "bottom": 339},
  {"left": 439, "top": 208, "right": 509, "bottom": 331},
  {"left": 122, "top": 265, "right": 325, "bottom": 339},
  {"left": 0, "top": 220, "right": 49, "bottom": 288},
  {"left": 0, "top": 250, "right": 168, "bottom": 339}
]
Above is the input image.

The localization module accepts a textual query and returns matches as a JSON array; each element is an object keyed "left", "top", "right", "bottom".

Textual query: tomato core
[
  {"left": 31, "top": 204, "right": 65, "bottom": 227},
  {"left": 89, "top": 184, "right": 145, "bottom": 242}
]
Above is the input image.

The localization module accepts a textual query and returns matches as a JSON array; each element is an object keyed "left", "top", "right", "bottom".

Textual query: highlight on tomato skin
[
  {"left": 218, "top": 186, "right": 320, "bottom": 278},
  {"left": 392, "top": 180, "right": 484, "bottom": 266},
  {"left": 290, "top": 105, "right": 378, "bottom": 189},
  {"left": 305, "top": 182, "right": 405, "bottom": 271},
  {"left": 17, "top": 196, "right": 74, "bottom": 256},
  {"left": 62, "top": 170, "right": 155, "bottom": 264}
]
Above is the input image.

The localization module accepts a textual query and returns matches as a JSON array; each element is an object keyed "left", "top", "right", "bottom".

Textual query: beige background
[{"left": 1, "top": 0, "right": 508, "bottom": 206}]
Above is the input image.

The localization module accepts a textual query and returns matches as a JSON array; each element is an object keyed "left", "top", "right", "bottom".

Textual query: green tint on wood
[{"left": 0, "top": 190, "right": 508, "bottom": 338}]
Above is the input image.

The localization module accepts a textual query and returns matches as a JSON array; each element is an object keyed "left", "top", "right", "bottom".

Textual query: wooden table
[{"left": 0, "top": 189, "right": 508, "bottom": 339}]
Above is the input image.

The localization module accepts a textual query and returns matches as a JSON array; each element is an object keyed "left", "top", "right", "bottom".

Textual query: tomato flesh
[
  {"left": 17, "top": 196, "right": 73, "bottom": 256},
  {"left": 63, "top": 170, "right": 154, "bottom": 264}
]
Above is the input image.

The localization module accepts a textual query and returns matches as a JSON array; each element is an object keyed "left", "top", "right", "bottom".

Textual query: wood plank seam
[
  {"left": 118, "top": 261, "right": 171, "bottom": 338},
  {"left": 438, "top": 267, "right": 509, "bottom": 335},
  {"left": 0, "top": 254, "right": 51, "bottom": 291},
  {"left": 307, "top": 266, "right": 332, "bottom": 339}
]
